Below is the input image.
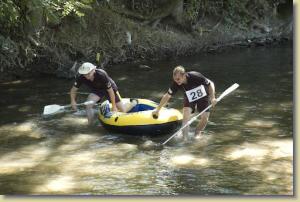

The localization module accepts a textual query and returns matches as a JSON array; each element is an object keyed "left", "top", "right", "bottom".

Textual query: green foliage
[
  {"left": 0, "top": 0, "right": 95, "bottom": 37},
  {"left": 39, "top": 0, "right": 94, "bottom": 26},
  {"left": 181, "top": 0, "right": 287, "bottom": 28},
  {"left": 0, "top": 0, "right": 95, "bottom": 75},
  {"left": 0, "top": 0, "right": 21, "bottom": 35},
  {"left": 183, "top": 0, "right": 223, "bottom": 23},
  {"left": 222, "top": 0, "right": 274, "bottom": 27},
  {"left": 0, "top": 35, "right": 19, "bottom": 68}
]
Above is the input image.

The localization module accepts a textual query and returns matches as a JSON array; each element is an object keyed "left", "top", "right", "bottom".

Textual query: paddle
[
  {"left": 161, "top": 83, "right": 239, "bottom": 146},
  {"left": 42, "top": 100, "right": 95, "bottom": 116}
]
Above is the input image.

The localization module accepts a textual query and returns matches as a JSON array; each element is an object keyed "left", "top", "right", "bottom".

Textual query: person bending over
[
  {"left": 152, "top": 65, "right": 217, "bottom": 139},
  {"left": 70, "top": 62, "right": 127, "bottom": 125}
]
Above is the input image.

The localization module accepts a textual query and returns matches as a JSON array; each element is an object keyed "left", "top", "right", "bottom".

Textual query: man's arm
[
  {"left": 208, "top": 79, "right": 217, "bottom": 106},
  {"left": 107, "top": 87, "right": 117, "bottom": 112},
  {"left": 70, "top": 86, "right": 78, "bottom": 110},
  {"left": 152, "top": 93, "right": 172, "bottom": 117}
]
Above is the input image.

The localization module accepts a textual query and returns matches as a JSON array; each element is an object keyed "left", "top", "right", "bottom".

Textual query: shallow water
[{"left": 0, "top": 42, "right": 293, "bottom": 195}]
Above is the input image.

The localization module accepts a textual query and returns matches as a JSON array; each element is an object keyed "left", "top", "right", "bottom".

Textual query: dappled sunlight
[
  {"left": 189, "top": 134, "right": 213, "bottom": 149},
  {"left": 51, "top": 142, "right": 139, "bottom": 178},
  {"left": 95, "top": 163, "right": 146, "bottom": 179},
  {"left": 15, "top": 122, "right": 36, "bottom": 132},
  {"left": 226, "top": 138, "right": 293, "bottom": 161},
  {"left": 0, "top": 122, "right": 35, "bottom": 132},
  {"left": 259, "top": 139, "right": 293, "bottom": 159},
  {"left": 0, "top": 43, "right": 293, "bottom": 194},
  {"left": 28, "top": 142, "right": 161, "bottom": 194},
  {"left": 57, "top": 133, "right": 100, "bottom": 152},
  {"left": 265, "top": 127, "right": 285, "bottom": 136},
  {"left": 264, "top": 160, "right": 293, "bottom": 177},
  {"left": 223, "top": 137, "right": 293, "bottom": 194},
  {"left": 244, "top": 119, "right": 276, "bottom": 128},
  {"left": 227, "top": 145, "right": 269, "bottom": 161},
  {"left": 0, "top": 145, "right": 50, "bottom": 174},
  {"left": 0, "top": 121, "right": 45, "bottom": 139},
  {"left": 95, "top": 143, "right": 138, "bottom": 158},
  {"left": 244, "top": 159, "right": 293, "bottom": 194},
  {"left": 59, "top": 150, "right": 99, "bottom": 172},
  {"left": 224, "top": 138, "right": 293, "bottom": 191},
  {"left": 59, "top": 116, "right": 88, "bottom": 126},
  {"left": 64, "top": 133, "right": 100, "bottom": 144},
  {"left": 225, "top": 112, "right": 246, "bottom": 121},
  {"left": 167, "top": 154, "right": 210, "bottom": 169},
  {"left": 213, "top": 130, "right": 241, "bottom": 143},
  {"left": 34, "top": 175, "right": 76, "bottom": 193},
  {"left": 172, "top": 154, "right": 195, "bottom": 165}
]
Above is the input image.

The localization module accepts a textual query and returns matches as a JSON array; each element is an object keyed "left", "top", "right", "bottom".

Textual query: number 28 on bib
[{"left": 185, "top": 85, "right": 207, "bottom": 102}]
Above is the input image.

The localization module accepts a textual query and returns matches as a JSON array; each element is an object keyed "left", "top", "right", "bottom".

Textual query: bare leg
[
  {"left": 114, "top": 91, "right": 136, "bottom": 113},
  {"left": 86, "top": 93, "right": 100, "bottom": 125},
  {"left": 116, "top": 100, "right": 126, "bottom": 112},
  {"left": 195, "top": 112, "right": 210, "bottom": 137},
  {"left": 116, "top": 99, "right": 138, "bottom": 113},
  {"left": 181, "top": 107, "right": 192, "bottom": 139}
]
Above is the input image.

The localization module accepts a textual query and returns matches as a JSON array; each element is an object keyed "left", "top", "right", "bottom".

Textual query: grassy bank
[{"left": 0, "top": 0, "right": 293, "bottom": 81}]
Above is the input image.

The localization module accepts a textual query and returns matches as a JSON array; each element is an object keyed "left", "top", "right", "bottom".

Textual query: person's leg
[
  {"left": 114, "top": 91, "right": 138, "bottom": 113},
  {"left": 86, "top": 93, "right": 101, "bottom": 125},
  {"left": 177, "top": 98, "right": 194, "bottom": 141},
  {"left": 195, "top": 112, "right": 210, "bottom": 137},
  {"left": 194, "top": 99, "right": 210, "bottom": 138},
  {"left": 182, "top": 107, "right": 192, "bottom": 138},
  {"left": 113, "top": 91, "right": 126, "bottom": 112}
]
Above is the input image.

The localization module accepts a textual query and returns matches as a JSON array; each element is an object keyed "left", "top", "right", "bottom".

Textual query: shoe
[{"left": 100, "top": 100, "right": 112, "bottom": 118}]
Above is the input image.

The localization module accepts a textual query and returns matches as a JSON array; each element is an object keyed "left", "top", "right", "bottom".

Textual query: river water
[{"left": 0, "top": 42, "right": 293, "bottom": 195}]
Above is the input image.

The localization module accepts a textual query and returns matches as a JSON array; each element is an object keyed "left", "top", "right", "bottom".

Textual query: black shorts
[
  {"left": 183, "top": 97, "right": 210, "bottom": 113},
  {"left": 92, "top": 89, "right": 121, "bottom": 103}
]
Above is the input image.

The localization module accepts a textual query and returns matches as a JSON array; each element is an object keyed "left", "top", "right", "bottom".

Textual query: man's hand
[
  {"left": 211, "top": 98, "right": 217, "bottom": 107},
  {"left": 111, "top": 105, "right": 118, "bottom": 112},
  {"left": 152, "top": 109, "right": 160, "bottom": 119}
]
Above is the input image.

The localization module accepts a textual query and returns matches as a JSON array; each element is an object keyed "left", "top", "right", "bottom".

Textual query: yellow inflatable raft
[{"left": 98, "top": 98, "right": 183, "bottom": 136}]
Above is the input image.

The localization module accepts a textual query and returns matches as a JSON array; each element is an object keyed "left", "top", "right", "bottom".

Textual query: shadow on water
[{"left": 0, "top": 42, "right": 293, "bottom": 195}]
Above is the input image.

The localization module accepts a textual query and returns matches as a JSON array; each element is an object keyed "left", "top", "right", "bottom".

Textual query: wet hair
[{"left": 173, "top": 65, "right": 185, "bottom": 76}]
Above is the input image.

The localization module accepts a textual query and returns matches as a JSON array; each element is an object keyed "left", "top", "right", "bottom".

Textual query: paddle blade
[
  {"left": 217, "top": 83, "right": 239, "bottom": 102},
  {"left": 43, "top": 104, "right": 64, "bottom": 115}
]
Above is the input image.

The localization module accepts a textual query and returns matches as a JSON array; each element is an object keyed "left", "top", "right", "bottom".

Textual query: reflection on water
[{"left": 0, "top": 42, "right": 293, "bottom": 195}]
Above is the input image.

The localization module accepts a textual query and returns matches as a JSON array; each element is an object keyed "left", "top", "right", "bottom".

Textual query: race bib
[{"left": 185, "top": 85, "right": 207, "bottom": 102}]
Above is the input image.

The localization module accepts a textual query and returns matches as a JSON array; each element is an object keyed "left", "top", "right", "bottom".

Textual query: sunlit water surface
[{"left": 0, "top": 42, "right": 293, "bottom": 195}]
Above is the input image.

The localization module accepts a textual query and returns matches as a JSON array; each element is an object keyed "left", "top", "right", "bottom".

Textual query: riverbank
[{"left": 0, "top": 0, "right": 293, "bottom": 81}]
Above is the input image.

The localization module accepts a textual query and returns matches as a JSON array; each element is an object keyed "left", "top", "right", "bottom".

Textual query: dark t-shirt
[
  {"left": 168, "top": 71, "right": 210, "bottom": 103},
  {"left": 73, "top": 69, "right": 117, "bottom": 92}
]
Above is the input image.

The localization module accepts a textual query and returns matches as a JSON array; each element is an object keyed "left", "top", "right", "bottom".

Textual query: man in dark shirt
[
  {"left": 152, "top": 65, "right": 217, "bottom": 140},
  {"left": 70, "top": 62, "right": 126, "bottom": 125}
]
